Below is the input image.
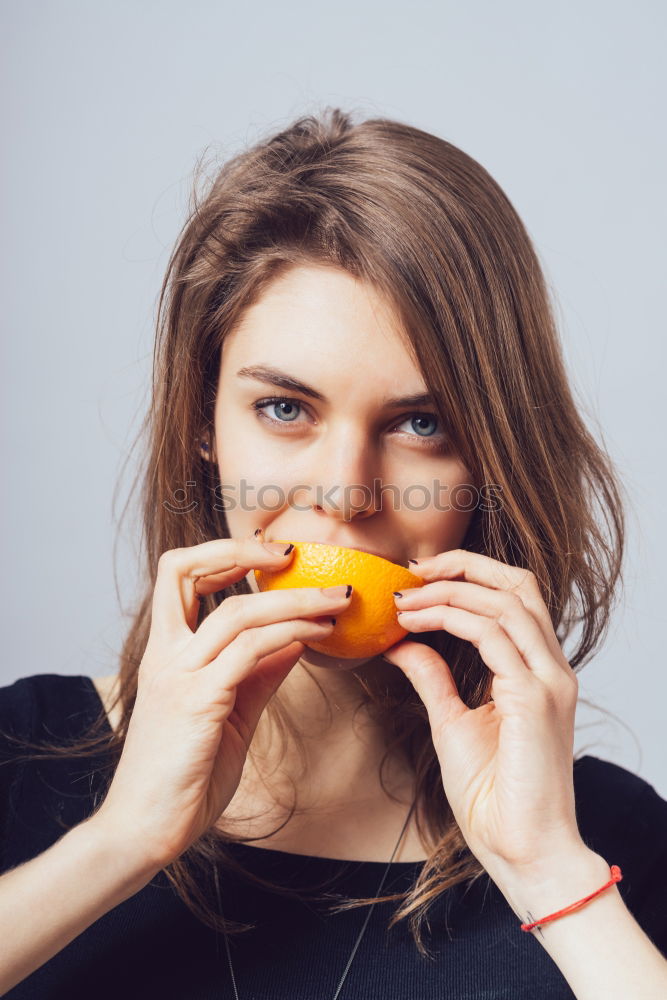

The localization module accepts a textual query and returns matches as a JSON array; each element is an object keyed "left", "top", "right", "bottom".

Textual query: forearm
[
  {"left": 0, "top": 818, "right": 161, "bottom": 994},
  {"left": 495, "top": 846, "right": 667, "bottom": 1000}
]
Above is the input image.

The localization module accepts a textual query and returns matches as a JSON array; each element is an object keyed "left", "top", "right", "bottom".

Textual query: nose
[
  {"left": 307, "top": 428, "right": 380, "bottom": 523},
  {"left": 312, "top": 487, "right": 376, "bottom": 522}
]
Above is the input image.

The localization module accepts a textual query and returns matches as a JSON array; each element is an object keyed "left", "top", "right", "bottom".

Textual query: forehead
[{"left": 220, "top": 264, "right": 421, "bottom": 383}]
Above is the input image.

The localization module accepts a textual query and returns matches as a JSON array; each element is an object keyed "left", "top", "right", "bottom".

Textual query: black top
[{"left": 1, "top": 673, "right": 666, "bottom": 1000}]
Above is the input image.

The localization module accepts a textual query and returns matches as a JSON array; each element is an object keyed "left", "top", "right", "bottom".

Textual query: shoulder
[
  {"left": 0, "top": 674, "right": 111, "bottom": 874},
  {"left": 90, "top": 674, "right": 121, "bottom": 733},
  {"left": 573, "top": 754, "right": 666, "bottom": 822},
  {"left": 573, "top": 754, "right": 667, "bottom": 949},
  {"left": 573, "top": 752, "right": 664, "bottom": 794},
  {"left": 573, "top": 754, "right": 667, "bottom": 844},
  {"left": 0, "top": 672, "right": 103, "bottom": 743}
]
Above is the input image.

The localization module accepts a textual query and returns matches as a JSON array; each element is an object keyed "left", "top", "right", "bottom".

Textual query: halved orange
[{"left": 254, "top": 541, "right": 425, "bottom": 658}]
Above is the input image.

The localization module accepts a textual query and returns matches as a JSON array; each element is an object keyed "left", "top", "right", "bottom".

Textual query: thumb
[
  {"left": 382, "top": 639, "right": 467, "bottom": 730},
  {"left": 233, "top": 641, "right": 305, "bottom": 736}
]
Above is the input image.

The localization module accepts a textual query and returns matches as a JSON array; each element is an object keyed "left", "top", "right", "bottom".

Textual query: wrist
[
  {"left": 488, "top": 843, "right": 617, "bottom": 928},
  {"left": 79, "top": 816, "right": 164, "bottom": 895}
]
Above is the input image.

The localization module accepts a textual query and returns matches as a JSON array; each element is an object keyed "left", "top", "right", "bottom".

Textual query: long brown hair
[{"left": 1, "top": 106, "right": 627, "bottom": 957}]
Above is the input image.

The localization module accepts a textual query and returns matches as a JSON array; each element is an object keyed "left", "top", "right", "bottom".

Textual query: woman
[{"left": 1, "top": 107, "right": 666, "bottom": 999}]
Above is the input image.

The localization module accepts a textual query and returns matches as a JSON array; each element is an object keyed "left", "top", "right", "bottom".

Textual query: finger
[
  {"left": 188, "top": 585, "right": 353, "bottom": 665},
  {"left": 410, "top": 549, "right": 533, "bottom": 589},
  {"left": 396, "top": 604, "right": 537, "bottom": 687},
  {"left": 203, "top": 617, "right": 336, "bottom": 691},
  {"left": 228, "top": 641, "right": 306, "bottom": 737},
  {"left": 395, "top": 581, "right": 565, "bottom": 684},
  {"left": 410, "top": 549, "right": 561, "bottom": 662},
  {"left": 186, "top": 528, "right": 267, "bottom": 632},
  {"left": 381, "top": 640, "right": 468, "bottom": 729},
  {"left": 151, "top": 537, "right": 296, "bottom": 642}
]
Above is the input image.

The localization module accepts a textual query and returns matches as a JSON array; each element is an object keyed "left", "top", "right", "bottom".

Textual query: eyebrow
[{"left": 235, "top": 365, "right": 436, "bottom": 409}]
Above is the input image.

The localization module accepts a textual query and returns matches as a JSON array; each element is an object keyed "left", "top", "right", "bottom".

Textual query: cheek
[
  {"left": 398, "top": 501, "right": 474, "bottom": 546},
  {"left": 434, "top": 506, "right": 477, "bottom": 550},
  {"left": 388, "top": 461, "right": 476, "bottom": 508},
  {"left": 389, "top": 464, "right": 478, "bottom": 546},
  {"left": 215, "top": 410, "right": 283, "bottom": 483},
  {"left": 214, "top": 424, "right": 301, "bottom": 526}
]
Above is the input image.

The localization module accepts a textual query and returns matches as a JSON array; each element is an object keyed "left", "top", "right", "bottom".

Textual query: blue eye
[
  {"left": 255, "top": 398, "right": 301, "bottom": 422},
  {"left": 397, "top": 414, "right": 439, "bottom": 438}
]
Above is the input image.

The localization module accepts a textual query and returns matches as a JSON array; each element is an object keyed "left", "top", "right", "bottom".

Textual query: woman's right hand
[{"left": 90, "top": 534, "right": 353, "bottom": 871}]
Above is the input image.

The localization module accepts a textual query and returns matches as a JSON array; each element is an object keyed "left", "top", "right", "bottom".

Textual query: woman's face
[{"left": 207, "top": 263, "right": 477, "bottom": 667}]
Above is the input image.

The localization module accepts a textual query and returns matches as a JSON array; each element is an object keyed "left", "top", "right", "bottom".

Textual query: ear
[{"left": 198, "top": 433, "right": 215, "bottom": 462}]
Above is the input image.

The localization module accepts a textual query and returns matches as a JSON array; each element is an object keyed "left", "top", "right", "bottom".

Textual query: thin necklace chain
[{"left": 218, "top": 800, "right": 417, "bottom": 1000}]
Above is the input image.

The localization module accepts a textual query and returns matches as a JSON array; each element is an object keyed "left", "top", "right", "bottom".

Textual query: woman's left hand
[{"left": 382, "top": 548, "right": 585, "bottom": 882}]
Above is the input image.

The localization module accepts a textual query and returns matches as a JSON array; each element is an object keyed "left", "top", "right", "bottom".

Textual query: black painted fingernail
[
  {"left": 331, "top": 617, "right": 337, "bottom": 625},
  {"left": 345, "top": 584, "right": 353, "bottom": 599},
  {"left": 408, "top": 559, "right": 419, "bottom": 565},
  {"left": 393, "top": 591, "right": 403, "bottom": 598},
  {"left": 284, "top": 543, "right": 294, "bottom": 555}
]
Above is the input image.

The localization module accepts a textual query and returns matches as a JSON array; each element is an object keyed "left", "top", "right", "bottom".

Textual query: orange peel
[{"left": 254, "top": 541, "right": 425, "bottom": 658}]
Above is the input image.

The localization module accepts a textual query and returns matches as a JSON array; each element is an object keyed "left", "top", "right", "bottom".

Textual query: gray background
[{"left": 1, "top": 1, "right": 665, "bottom": 794}]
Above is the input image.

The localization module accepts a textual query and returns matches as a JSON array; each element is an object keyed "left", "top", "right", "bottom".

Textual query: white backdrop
[{"left": 1, "top": 0, "right": 664, "bottom": 795}]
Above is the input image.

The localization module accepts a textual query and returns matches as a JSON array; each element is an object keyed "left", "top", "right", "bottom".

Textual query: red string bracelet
[{"left": 520, "top": 864, "right": 623, "bottom": 932}]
